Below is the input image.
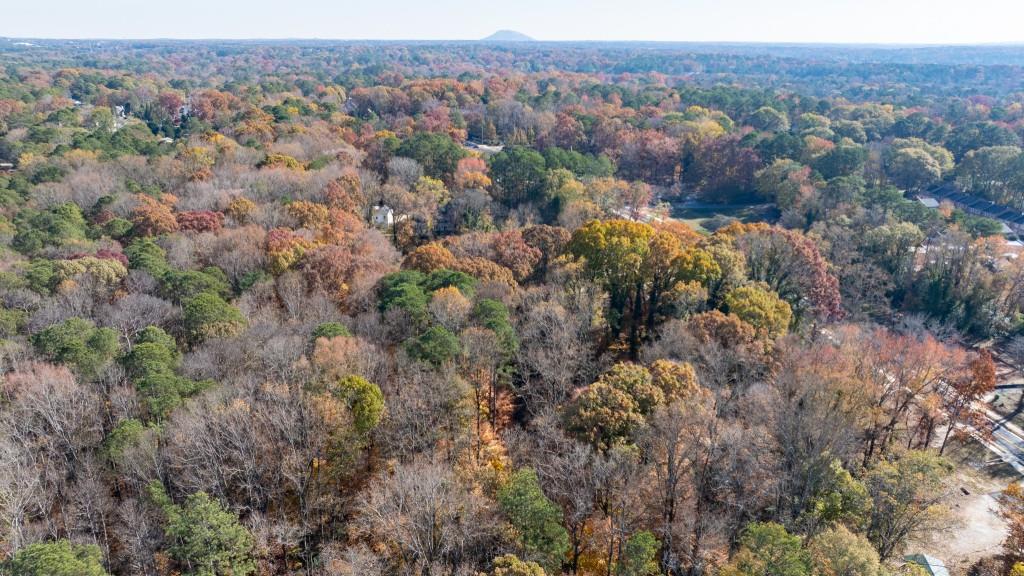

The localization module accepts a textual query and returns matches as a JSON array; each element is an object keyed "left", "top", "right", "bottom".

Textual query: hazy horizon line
[{"left": 4, "top": 36, "right": 1024, "bottom": 48}]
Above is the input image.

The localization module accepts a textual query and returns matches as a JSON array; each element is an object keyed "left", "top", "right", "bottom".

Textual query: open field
[
  {"left": 909, "top": 437, "right": 1013, "bottom": 574},
  {"left": 669, "top": 199, "right": 778, "bottom": 233}
]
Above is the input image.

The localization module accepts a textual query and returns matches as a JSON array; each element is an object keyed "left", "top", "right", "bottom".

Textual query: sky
[{"left": 2, "top": 0, "right": 1024, "bottom": 45}]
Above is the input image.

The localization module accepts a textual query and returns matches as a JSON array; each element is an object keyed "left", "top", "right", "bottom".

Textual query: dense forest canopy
[{"left": 1, "top": 38, "right": 1024, "bottom": 576}]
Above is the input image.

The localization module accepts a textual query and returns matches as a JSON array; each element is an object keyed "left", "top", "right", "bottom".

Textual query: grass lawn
[{"left": 669, "top": 198, "right": 778, "bottom": 234}]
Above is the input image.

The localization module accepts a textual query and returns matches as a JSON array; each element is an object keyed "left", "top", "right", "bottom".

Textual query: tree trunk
[{"left": 629, "top": 281, "right": 644, "bottom": 360}]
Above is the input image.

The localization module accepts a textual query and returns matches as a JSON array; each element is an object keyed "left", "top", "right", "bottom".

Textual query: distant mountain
[{"left": 481, "top": 30, "right": 535, "bottom": 43}]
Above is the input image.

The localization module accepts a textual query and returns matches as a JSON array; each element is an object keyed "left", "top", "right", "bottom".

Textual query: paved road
[
  {"left": 977, "top": 408, "right": 1024, "bottom": 474},
  {"left": 981, "top": 355, "right": 1024, "bottom": 473},
  {"left": 991, "top": 426, "right": 1024, "bottom": 466}
]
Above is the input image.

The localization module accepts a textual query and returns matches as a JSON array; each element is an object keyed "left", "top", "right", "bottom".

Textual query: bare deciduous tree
[
  {"left": 354, "top": 458, "right": 495, "bottom": 575},
  {"left": 99, "top": 293, "right": 177, "bottom": 349}
]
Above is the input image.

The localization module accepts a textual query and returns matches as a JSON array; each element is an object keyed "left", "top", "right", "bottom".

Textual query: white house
[{"left": 372, "top": 204, "right": 395, "bottom": 229}]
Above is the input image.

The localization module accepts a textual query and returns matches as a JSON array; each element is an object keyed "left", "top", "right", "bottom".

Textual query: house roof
[
  {"left": 959, "top": 195, "right": 985, "bottom": 208},
  {"left": 917, "top": 197, "right": 940, "bottom": 208},
  {"left": 926, "top": 183, "right": 1014, "bottom": 205},
  {"left": 905, "top": 554, "right": 950, "bottom": 576},
  {"left": 922, "top": 184, "right": 1024, "bottom": 229},
  {"left": 928, "top": 183, "right": 958, "bottom": 198}
]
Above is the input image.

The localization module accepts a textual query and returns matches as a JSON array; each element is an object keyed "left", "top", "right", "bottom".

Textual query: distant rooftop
[{"left": 927, "top": 183, "right": 1024, "bottom": 230}]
